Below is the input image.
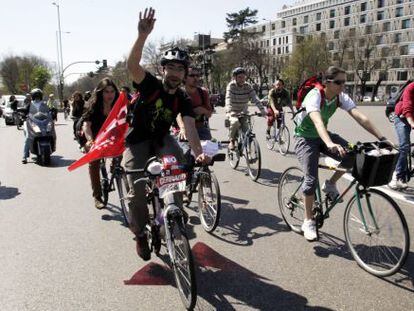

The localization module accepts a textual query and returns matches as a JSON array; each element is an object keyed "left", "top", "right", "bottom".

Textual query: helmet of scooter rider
[
  {"left": 30, "top": 88, "right": 43, "bottom": 101},
  {"left": 232, "top": 67, "right": 246, "bottom": 77},
  {"left": 160, "top": 47, "right": 190, "bottom": 70}
]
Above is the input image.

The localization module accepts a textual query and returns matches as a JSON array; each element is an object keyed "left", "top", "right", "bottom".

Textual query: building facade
[{"left": 251, "top": 0, "right": 414, "bottom": 98}]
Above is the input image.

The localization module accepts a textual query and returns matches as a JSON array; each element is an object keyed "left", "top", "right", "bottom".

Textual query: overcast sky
[{"left": 1, "top": 0, "right": 297, "bottom": 82}]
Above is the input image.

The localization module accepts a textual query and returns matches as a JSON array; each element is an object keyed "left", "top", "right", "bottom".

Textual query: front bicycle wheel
[
  {"left": 344, "top": 188, "right": 409, "bottom": 277},
  {"left": 277, "top": 126, "right": 290, "bottom": 156},
  {"left": 266, "top": 125, "right": 276, "bottom": 150},
  {"left": 100, "top": 163, "right": 109, "bottom": 206},
  {"left": 278, "top": 167, "right": 305, "bottom": 233},
  {"left": 169, "top": 218, "right": 197, "bottom": 310},
  {"left": 227, "top": 147, "right": 240, "bottom": 169},
  {"left": 198, "top": 172, "right": 221, "bottom": 233},
  {"left": 245, "top": 137, "right": 261, "bottom": 181},
  {"left": 116, "top": 172, "right": 131, "bottom": 226}
]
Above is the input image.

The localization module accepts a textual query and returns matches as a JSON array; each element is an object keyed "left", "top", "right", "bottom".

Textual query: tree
[
  {"left": 224, "top": 7, "right": 258, "bottom": 43},
  {"left": 142, "top": 41, "right": 163, "bottom": 76},
  {"left": 282, "top": 35, "right": 331, "bottom": 88},
  {"left": 352, "top": 36, "right": 377, "bottom": 97},
  {"left": 31, "top": 65, "right": 51, "bottom": 90},
  {"left": 0, "top": 56, "right": 20, "bottom": 94}
]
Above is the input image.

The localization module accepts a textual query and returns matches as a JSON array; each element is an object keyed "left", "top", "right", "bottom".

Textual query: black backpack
[
  {"left": 385, "top": 80, "right": 413, "bottom": 122},
  {"left": 74, "top": 116, "right": 87, "bottom": 147}
]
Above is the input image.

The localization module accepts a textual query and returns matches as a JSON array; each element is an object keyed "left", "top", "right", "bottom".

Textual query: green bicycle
[{"left": 278, "top": 142, "right": 409, "bottom": 277}]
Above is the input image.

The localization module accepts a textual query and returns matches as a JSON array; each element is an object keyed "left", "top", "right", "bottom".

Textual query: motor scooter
[{"left": 25, "top": 111, "right": 56, "bottom": 165}]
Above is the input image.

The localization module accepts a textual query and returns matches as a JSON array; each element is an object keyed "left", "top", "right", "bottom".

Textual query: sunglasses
[{"left": 327, "top": 79, "right": 346, "bottom": 85}]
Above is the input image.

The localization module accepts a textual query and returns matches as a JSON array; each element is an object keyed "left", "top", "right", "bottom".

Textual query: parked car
[
  {"left": 362, "top": 95, "right": 380, "bottom": 102},
  {"left": 1, "top": 95, "right": 26, "bottom": 125}
]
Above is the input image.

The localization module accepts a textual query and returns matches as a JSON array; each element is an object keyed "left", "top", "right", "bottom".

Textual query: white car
[{"left": 362, "top": 95, "right": 380, "bottom": 102}]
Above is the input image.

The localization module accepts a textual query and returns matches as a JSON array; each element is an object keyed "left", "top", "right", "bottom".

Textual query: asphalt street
[{"left": 0, "top": 105, "right": 413, "bottom": 311}]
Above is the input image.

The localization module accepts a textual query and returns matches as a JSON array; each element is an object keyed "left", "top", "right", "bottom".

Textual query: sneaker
[
  {"left": 322, "top": 180, "right": 342, "bottom": 202},
  {"left": 388, "top": 178, "right": 408, "bottom": 190},
  {"left": 301, "top": 219, "right": 318, "bottom": 241},
  {"left": 136, "top": 234, "right": 151, "bottom": 261},
  {"left": 266, "top": 130, "right": 271, "bottom": 140},
  {"left": 22, "top": 158, "right": 27, "bottom": 164},
  {"left": 94, "top": 198, "right": 105, "bottom": 209}
]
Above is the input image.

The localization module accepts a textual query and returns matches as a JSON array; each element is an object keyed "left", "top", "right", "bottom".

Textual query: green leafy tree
[{"left": 31, "top": 65, "right": 51, "bottom": 90}]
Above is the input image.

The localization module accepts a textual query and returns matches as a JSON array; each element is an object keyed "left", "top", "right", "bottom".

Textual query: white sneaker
[
  {"left": 301, "top": 219, "right": 318, "bottom": 241},
  {"left": 322, "top": 180, "right": 342, "bottom": 202},
  {"left": 388, "top": 178, "right": 408, "bottom": 190}
]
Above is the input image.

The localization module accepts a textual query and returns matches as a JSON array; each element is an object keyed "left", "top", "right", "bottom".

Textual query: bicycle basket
[{"left": 351, "top": 142, "right": 399, "bottom": 187}]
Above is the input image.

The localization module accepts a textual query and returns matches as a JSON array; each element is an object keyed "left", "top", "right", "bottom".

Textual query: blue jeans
[
  {"left": 23, "top": 122, "right": 30, "bottom": 158},
  {"left": 394, "top": 116, "right": 411, "bottom": 181}
]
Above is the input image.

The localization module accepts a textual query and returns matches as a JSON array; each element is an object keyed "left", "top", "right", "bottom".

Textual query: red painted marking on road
[
  {"left": 124, "top": 262, "right": 173, "bottom": 286},
  {"left": 124, "top": 242, "right": 269, "bottom": 287}
]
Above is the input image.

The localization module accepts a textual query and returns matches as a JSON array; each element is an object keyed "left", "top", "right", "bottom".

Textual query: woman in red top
[{"left": 390, "top": 82, "right": 414, "bottom": 190}]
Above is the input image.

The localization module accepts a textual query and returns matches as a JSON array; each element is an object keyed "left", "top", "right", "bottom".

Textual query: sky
[{"left": 0, "top": 0, "right": 298, "bottom": 83}]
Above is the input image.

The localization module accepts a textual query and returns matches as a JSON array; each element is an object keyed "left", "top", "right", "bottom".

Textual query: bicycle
[
  {"left": 184, "top": 149, "right": 226, "bottom": 233},
  {"left": 126, "top": 156, "right": 197, "bottom": 310},
  {"left": 278, "top": 142, "right": 409, "bottom": 277},
  {"left": 99, "top": 157, "right": 131, "bottom": 226},
  {"left": 227, "top": 112, "right": 262, "bottom": 181},
  {"left": 265, "top": 111, "right": 290, "bottom": 155}
]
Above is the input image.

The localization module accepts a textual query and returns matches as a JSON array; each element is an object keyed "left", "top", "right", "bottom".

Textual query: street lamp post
[
  {"left": 52, "top": 2, "right": 64, "bottom": 105},
  {"left": 263, "top": 18, "right": 272, "bottom": 84}
]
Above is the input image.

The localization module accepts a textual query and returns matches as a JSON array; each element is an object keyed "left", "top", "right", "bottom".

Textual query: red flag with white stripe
[{"left": 68, "top": 92, "right": 130, "bottom": 171}]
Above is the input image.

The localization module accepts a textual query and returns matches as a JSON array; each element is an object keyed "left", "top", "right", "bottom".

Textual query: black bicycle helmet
[
  {"left": 30, "top": 88, "right": 43, "bottom": 101},
  {"left": 232, "top": 67, "right": 246, "bottom": 76},
  {"left": 160, "top": 47, "right": 190, "bottom": 68}
]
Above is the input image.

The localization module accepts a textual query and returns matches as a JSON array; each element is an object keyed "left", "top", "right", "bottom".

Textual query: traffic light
[{"left": 102, "top": 59, "right": 107, "bottom": 68}]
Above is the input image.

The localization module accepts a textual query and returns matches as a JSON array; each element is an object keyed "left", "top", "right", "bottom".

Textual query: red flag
[{"left": 68, "top": 92, "right": 130, "bottom": 171}]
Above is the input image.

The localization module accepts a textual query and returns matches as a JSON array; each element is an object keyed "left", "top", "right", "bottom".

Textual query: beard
[{"left": 164, "top": 76, "right": 182, "bottom": 90}]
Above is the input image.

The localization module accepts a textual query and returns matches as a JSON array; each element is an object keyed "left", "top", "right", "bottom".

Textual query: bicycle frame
[
  {"left": 235, "top": 115, "right": 255, "bottom": 155},
  {"left": 289, "top": 164, "right": 380, "bottom": 233}
]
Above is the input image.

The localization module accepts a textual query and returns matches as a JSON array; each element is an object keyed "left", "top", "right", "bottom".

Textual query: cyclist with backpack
[
  {"left": 294, "top": 66, "right": 389, "bottom": 241},
  {"left": 125, "top": 8, "right": 209, "bottom": 261},
  {"left": 266, "top": 79, "right": 294, "bottom": 139},
  {"left": 388, "top": 81, "right": 414, "bottom": 190}
]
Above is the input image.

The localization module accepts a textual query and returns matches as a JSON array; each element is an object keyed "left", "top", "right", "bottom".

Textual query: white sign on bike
[
  {"left": 157, "top": 173, "right": 187, "bottom": 199},
  {"left": 191, "top": 140, "right": 219, "bottom": 157}
]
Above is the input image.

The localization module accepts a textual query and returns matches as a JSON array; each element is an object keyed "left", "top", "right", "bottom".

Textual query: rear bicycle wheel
[
  {"left": 278, "top": 167, "right": 305, "bottom": 233},
  {"left": 169, "top": 217, "right": 197, "bottom": 310},
  {"left": 266, "top": 125, "right": 276, "bottom": 150},
  {"left": 198, "top": 172, "right": 221, "bottom": 233},
  {"left": 116, "top": 172, "right": 131, "bottom": 226},
  {"left": 245, "top": 137, "right": 261, "bottom": 181},
  {"left": 100, "top": 162, "right": 109, "bottom": 206},
  {"left": 277, "top": 126, "right": 290, "bottom": 156},
  {"left": 344, "top": 188, "right": 409, "bottom": 277}
]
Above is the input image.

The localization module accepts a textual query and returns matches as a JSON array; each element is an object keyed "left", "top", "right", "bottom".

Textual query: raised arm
[{"left": 127, "top": 8, "right": 156, "bottom": 84}]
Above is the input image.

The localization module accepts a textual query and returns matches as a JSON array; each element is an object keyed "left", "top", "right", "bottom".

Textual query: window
[
  {"left": 300, "top": 25, "right": 308, "bottom": 34},
  {"left": 330, "top": 20, "right": 335, "bottom": 29},
  {"left": 328, "top": 42, "right": 334, "bottom": 50},
  {"left": 349, "top": 28, "right": 356, "bottom": 37},
  {"left": 383, "top": 22, "right": 391, "bottom": 32},
  {"left": 394, "top": 33, "right": 402, "bottom": 43},
  {"left": 400, "top": 45, "right": 409, "bottom": 55},
  {"left": 361, "top": 2, "right": 367, "bottom": 11},
  {"left": 293, "top": 18, "right": 297, "bottom": 26},
  {"left": 360, "top": 14, "right": 366, "bottom": 23},
  {"left": 376, "top": 35, "right": 384, "bottom": 45},
  {"left": 392, "top": 58, "right": 401, "bottom": 68},
  {"left": 316, "top": 12, "right": 321, "bottom": 21},
  {"left": 344, "top": 17, "right": 350, "bottom": 26},
  {"left": 346, "top": 73, "right": 354, "bottom": 81},
  {"left": 377, "top": 0, "right": 384, "bottom": 8},
  {"left": 345, "top": 6, "right": 350, "bottom": 15},
  {"left": 365, "top": 25, "right": 372, "bottom": 34},
  {"left": 281, "top": 21, "right": 286, "bottom": 28},
  {"left": 398, "top": 71, "right": 408, "bottom": 81},
  {"left": 266, "top": 40, "right": 269, "bottom": 47},
  {"left": 272, "top": 23, "right": 275, "bottom": 30},
  {"left": 277, "top": 47, "right": 281, "bottom": 54},
  {"left": 402, "top": 19, "right": 411, "bottom": 29},
  {"left": 272, "top": 48, "right": 275, "bottom": 55},
  {"left": 396, "top": 0, "right": 403, "bottom": 3},
  {"left": 334, "top": 30, "right": 340, "bottom": 39},
  {"left": 286, "top": 46, "right": 289, "bottom": 53},
  {"left": 260, "top": 41, "right": 263, "bottom": 48},
  {"left": 273, "top": 38, "right": 276, "bottom": 45},
  {"left": 304, "top": 15, "right": 309, "bottom": 23},
  {"left": 262, "top": 25, "right": 266, "bottom": 32},
  {"left": 396, "top": 7, "right": 403, "bottom": 18},
  {"left": 316, "top": 23, "right": 321, "bottom": 31},
  {"left": 330, "top": 9, "right": 335, "bottom": 18},
  {"left": 286, "top": 36, "right": 288, "bottom": 44},
  {"left": 377, "top": 11, "right": 384, "bottom": 21},
  {"left": 279, "top": 38, "right": 282, "bottom": 45},
  {"left": 283, "top": 37, "right": 285, "bottom": 44}
]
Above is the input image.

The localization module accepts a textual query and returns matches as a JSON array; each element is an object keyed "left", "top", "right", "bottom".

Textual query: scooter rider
[{"left": 22, "top": 88, "right": 50, "bottom": 164}]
